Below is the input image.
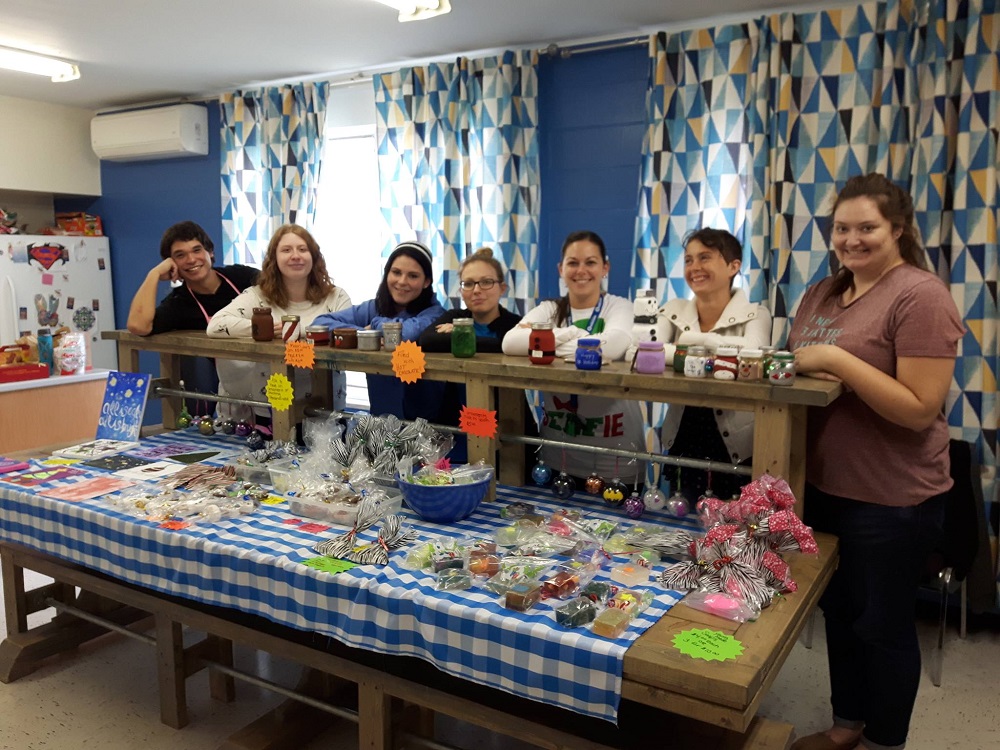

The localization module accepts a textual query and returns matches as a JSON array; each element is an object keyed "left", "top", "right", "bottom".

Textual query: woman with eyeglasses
[
  {"left": 418, "top": 247, "right": 522, "bottom": 352},
  {"left": 419, "top": 248, "right": 526, "bottom": 462}
]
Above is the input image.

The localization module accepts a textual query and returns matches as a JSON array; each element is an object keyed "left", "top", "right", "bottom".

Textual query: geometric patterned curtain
[
  {"left": 374, "top": 50, "right": 540, "bottom": 314},
  {"left": 219, "top": 82, "right": 329, "bottom": 265},
  {"left": 634, "top": 0, "right": 1000, "bottom": 486}
]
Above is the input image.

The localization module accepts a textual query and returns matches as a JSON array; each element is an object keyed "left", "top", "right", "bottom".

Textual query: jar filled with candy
[
  {"left": 767, "top": 350, "right": 796, "bottom": 386},
  {"left": 529, "top": 323, "right": 556, "bottom": 365},
  {"left": 683, "top": 345, "right": 708, "bottom": 378},
  {"left": 451, "top": 318, "right": 476, "bottom": 358}
]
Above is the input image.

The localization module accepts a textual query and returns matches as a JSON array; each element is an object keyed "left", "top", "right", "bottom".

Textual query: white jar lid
[
  {"left": 740, "top": 348, "right": 763, "bottom": 357},
  {"left": 715, "top": 346, "right": 739, "bottom": 356}
]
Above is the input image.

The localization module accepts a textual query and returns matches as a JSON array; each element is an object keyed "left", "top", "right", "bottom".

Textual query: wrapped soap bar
[
  {"left": 630, "top": 549, "right": 660, "bottom": 566},
  {"left": 432, "top": 551, "right": 465, "bottom": 572},
  {"left": 580, "top": 581, "right": 618, "bottom": 605},
  {"left": 437, "top": 568, "right": 473, "bottom": 591},
  {"left": 610, "top": 563, "right": 649, "bottom": 587},
  {"left": 555, "top": 597, "right": 597, "bottom": 628},
  {"left": 495, "top": 525, "right": 521, "bottom": 547},
  {"left": 591, "top": 607, "right": 631, "bottom": 638},
  {"left": 500, "top": 501, "right": 535, "bottom": 519},
  {"left": 540, "top": 569, "right": 581, "bottom": 600},
  {"left": 607, "top": 588, "right": 655, "bottom": 617},
  {"left": 504, "top": 581, "right": 542, "bottom": 612},
  {"left": 468, "top": 551, "right": 501, "bottom": 577}
]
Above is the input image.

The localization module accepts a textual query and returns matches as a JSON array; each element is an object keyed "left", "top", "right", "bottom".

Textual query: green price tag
[
  {"left": 261, "top": 495, "right": 285, "bottom": 505},
  {"left": 302, "top": 556, "right": 357, "bottom": 575},
  {"left": 673, "top": 628, "right": 744, "bottom": 662}
]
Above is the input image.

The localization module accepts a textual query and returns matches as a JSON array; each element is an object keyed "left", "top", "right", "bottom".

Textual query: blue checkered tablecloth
[{"left": 0, "top": 431, "right": 696, "bottom": 722}]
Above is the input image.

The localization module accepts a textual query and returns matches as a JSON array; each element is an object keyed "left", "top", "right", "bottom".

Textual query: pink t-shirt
[{"left": 788, "top": 264, "right": 965, "bottom": 506}]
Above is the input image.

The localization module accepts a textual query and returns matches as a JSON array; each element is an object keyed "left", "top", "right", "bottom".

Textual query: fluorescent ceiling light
[
  {"left": 0, "top": 46, "right": 80, "bottom": 82},
  {"left": 369, "top": 0, "right": 452, "bottom": 23}
]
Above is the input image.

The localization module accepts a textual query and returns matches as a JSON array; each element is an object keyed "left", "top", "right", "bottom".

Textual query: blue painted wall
[
  {"left": 537, "top": 46, "right": 648, "bottom": 300},
  {"left": 56, "top": 104, "right": 224, "bottom": 423}
]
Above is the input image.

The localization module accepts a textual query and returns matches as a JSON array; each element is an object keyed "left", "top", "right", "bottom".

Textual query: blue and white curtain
[
  {"left": 373, "top": 50, "right": 540, "bottom": 313},
  {"left": 220, "top": 82, "right": 329, "bottom": 265},
  {"left": 634, "top": 0, "right": 1000, "bottom": 488}
]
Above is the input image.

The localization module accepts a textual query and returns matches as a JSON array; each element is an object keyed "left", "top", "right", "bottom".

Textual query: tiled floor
[{"left": 0, "top": 568, "right": 997, "bottom": 750}]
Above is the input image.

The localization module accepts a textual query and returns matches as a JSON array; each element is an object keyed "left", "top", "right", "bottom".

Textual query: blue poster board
[{"left": 95, "top": 371, "right": 152, "bottom": 442}]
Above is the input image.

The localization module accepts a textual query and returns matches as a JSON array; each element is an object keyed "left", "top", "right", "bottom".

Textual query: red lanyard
[{"left": 187, "top": 271, "right": 242, "bottom": 325}]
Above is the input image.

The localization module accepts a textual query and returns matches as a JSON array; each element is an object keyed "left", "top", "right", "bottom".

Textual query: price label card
[
  {"left": 673, "top": 628, "right": 744, "bottom": 662},
  {"left": 459, "top": 405, "right": 498, "bottom": 439},
  {"left": 285, "top": 340, "right": 315, "bottom": 369},
  {"left": 391, "top": 340, "right": 426, "bottom": 384},
  {"left": 302, "top": 557, "right": 358, "bottom": 575},
  {"left": 265, "top": 373, "right": 294, "bottom": 411}
]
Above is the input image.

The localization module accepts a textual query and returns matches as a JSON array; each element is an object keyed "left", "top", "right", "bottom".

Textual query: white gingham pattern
[{"left": 0, "top": 432, "right": 693, "bottom": 722}]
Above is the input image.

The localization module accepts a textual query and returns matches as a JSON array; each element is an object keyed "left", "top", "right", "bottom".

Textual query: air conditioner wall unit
[{"left": 91, "top": 104, "right": 209, "bottom": 162}]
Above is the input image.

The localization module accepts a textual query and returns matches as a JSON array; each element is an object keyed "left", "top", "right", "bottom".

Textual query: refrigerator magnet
[
  {"left": 66, "top": 296, "right": 75, "bottom": 310},
  {"left": 97, "top": 258, "right": 106, "bottom": 271}
]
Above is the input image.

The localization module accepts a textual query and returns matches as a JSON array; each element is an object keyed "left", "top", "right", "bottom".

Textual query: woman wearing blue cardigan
[{"left": 313, "top": 241, "right": 445, "bottom": 420}]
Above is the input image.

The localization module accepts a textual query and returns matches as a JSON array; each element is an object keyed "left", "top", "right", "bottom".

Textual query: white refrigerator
[{"left": 0, "top": 234, "right": 118, "bottom": 370}]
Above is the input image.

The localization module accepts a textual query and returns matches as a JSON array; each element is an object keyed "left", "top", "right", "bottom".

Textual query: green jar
[
  {"left": 451, "top": 318, "right": 476, "bottom": 358},
  {"left": 672, "top": 344, "right": 688, "bottom": 374}
]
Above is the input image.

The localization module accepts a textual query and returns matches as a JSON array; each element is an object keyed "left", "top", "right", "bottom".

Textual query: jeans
[{"left": 804, "top": 485, "right": 946, "bottom": 749}]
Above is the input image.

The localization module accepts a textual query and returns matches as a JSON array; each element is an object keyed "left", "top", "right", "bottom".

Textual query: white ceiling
[{"left": 1, "top": 0, "right": 830, "bottom": 111}]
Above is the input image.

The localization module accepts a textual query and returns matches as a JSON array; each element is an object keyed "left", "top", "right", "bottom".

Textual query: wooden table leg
[
  {"left": 156, "top": 615, "right": 188, "bottom": 729},
  {"left": 752, "top": 402, "right": 807, "bottom": 517},
  {"left": 207, "top": 634, "right": 236, "bottom": 702},
  {"left": 268, "top": 362, "right": 295, "bottom": 443},
  {"left": 497, "top": 386, "right": 526, "bottom": 486},
  {"left": 358, "top": 679, "right": 392, "bottom": 750},
  {"left": 1, "top": 549, "right": 27, "bottom": 637},
  {"left": 160, "top": 352, "right": 182, "bottom": 431},
  {"left": 465, "top": 377, "right": 497, "bottom": 500}
]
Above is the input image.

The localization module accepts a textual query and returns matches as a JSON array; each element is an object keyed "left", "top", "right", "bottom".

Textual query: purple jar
[{"left": 633, "top": 341, "right": 666, "bottom": 374}]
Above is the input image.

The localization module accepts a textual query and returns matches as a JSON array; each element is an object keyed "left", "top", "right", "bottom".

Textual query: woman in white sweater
[
  {"left": 503, "top": 230, "right": 649, "bottom": 485},
  {"left": 207, "top": 224, "right": 352, "bottom": 424},
  {"left": 660, "top": 228, "right": 771, "bottom": 500}
]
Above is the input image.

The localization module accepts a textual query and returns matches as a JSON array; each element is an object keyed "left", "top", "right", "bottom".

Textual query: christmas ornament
[
  {"left": 531, "top": 459, "right": 553, "bottom": 487},
  {"left": 551, "top": 471, "right": 576, "bottom": 500},
  {"left": 198, "top": 418, "right": 215, "bottom": 436},
  {"left": 601, "top": 477, "right": 628, "bottom": 506},
  {"left": 623, "top": 491, "right": 645, "bottom": 519},
  {"left": 246, "top": 429, "right": 267, "bottom": 451},
  {"left": 584, "top": 471, "right": 604, "bottom": 496},
  {"left": 220, "top": 418, "right": 236, "bottom": 435},
  {"left": 665, "top": 491, "right": 690, "bottom": 518},
  {"left": 642, "top": 486, "right": 667, "bottom": 511},
  {"left": 175, "top": 404, "right": 192, "bottom": 429},
  {"left": 234, "top": 420, "right": 252, "bottom": 438}
]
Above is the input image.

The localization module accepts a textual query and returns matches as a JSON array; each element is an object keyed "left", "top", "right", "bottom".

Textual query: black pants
[{"left": 804, "top": 484, "right": 946, "bottom": 748}]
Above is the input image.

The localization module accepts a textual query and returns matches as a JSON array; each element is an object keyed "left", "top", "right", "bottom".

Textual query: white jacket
[{"left": 659, "top": 289, "right": 771, "bottom": 463}]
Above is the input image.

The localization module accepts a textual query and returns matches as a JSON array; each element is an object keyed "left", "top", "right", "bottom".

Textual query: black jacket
[{"left": 418, "top": 306, "right": 522, "bottom": 353}]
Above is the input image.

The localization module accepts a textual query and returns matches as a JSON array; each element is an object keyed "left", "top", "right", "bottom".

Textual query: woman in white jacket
[
  {"left": 660, "top": 228, "right": 771, "bottom": 500},
  {"left": 207, "top": 224, "right": 352, "bottom": 425},
  {"left": 503, "top": 230, "right": 650, "bottom": 485}
]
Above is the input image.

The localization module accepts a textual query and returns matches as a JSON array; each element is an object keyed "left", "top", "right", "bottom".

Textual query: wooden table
[{"left": 104, "top": 330, "right": 842, "bottom": 512}]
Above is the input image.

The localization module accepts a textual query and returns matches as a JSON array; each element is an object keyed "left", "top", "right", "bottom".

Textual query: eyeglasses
[{"left": 459, "top": 279, "right": 499, "bottom": 291}]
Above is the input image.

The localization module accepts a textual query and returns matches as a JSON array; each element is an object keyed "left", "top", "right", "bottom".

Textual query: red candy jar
[{"left": 528, "top": 323, "right": 556, "bottom": 365}]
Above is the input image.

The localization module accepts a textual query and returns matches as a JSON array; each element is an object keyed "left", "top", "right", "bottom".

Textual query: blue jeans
[{"left": 804, "top": 485, "right": 945, "bottom": 748}]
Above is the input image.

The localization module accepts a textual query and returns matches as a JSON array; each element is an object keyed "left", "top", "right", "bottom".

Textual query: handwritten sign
[
  {"left": 391, "top": 340, "right": 426, "bottom": 384},
  {"left": 672, "top": 628, "right": 744, "bottom": 662},
  {"left": 459, "top": 405, "right": 498, "bottom": 439},
  {"left": 302, "top": 557, "right": 357, "bottom": 575},
  {"left": 96, "top": 371, "right": 152, "bottom": 442},
  {"left": 265, "top": 373, "right": 294, "bottom": 411},
  {"left": 285, "top": 340, "right": 315, "bottom": 369}
]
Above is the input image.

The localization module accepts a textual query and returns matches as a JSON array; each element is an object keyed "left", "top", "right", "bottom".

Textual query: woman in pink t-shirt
[{"left": 786, "top": 174, "right": 964, "bottom": 750}]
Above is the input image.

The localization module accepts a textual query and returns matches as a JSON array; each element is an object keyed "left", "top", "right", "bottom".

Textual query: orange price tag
[
  {"left": 459, "top": 405, "right": 498, "bottom": 439},
  {"left": 391, "top": 340, "right": 426, "bottom": 384},
  {"left": 159, "top": 520, "right": 190, "bottom": 530},
  {"left": 285, "top": 340, "right": 315, "bottom": 369}
]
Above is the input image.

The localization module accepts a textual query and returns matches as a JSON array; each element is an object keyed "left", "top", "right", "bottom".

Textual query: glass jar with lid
[
  {"left": 382, "top": 322, "right": 403, "bottom": 352},
  {"left": 528, "top": 323, "right": 556, "bottom": 365},
  {"left": 672, "top": 344, "right": 688, "bottom": 374},
  {"left": 251, "top": 307, "right": 274, "bottom": 341},
  {"left": 767, "top": 350, "right": 796, "bottom": 386},
  {"left": 451, "top": 318, "right": 476, "bottom": 358},
  {"left": 280, "top": 314, "right": 300, "bottom": 343},
  {"left": 574, "top": 338, "right": 603, "bottom": 370},
  {"left": 712, "top": 345, "right": 739, "bottom": 380},
  {"left": 683, "top": 345, "right": 708, "bottom": 377},
  {"left": 737, "top": 348, "right": 764, "bottom": 380},
  {"left": 633, "top": 340, "right": 666, "bottom": 374}
]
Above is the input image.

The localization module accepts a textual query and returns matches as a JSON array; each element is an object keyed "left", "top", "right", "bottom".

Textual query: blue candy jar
[{"left": 575, "top": 338, "right": 603, "bottom": 370}]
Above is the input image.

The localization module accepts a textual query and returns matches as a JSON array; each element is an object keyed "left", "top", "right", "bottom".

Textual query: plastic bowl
[{"left": 396, "top": 470, "right": 493, "bottom": 523}]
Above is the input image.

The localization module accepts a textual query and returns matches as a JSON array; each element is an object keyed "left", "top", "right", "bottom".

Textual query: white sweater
[
  {"left": 207, "top": 286, "right": 353, "bottom": 419},
  {"left": 502, "top": 294, "right": 651, "bottom": 483}
]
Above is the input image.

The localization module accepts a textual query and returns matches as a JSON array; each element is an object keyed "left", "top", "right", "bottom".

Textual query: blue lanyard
[{"left": 572, "top": 294, "right": 604, "bottom": 333}]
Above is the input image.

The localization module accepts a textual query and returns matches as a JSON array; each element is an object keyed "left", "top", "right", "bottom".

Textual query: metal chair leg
[
  {"left": 960, "top": 578, "right": 968, "bottom": 638},
  {"left": 932, "top": 567, "right": 953, "bottom": 687}
]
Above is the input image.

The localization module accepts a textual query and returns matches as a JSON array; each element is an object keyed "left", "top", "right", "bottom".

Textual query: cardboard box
[{"left": 55, "top": 212, "right": 104, "bottom": 236}]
